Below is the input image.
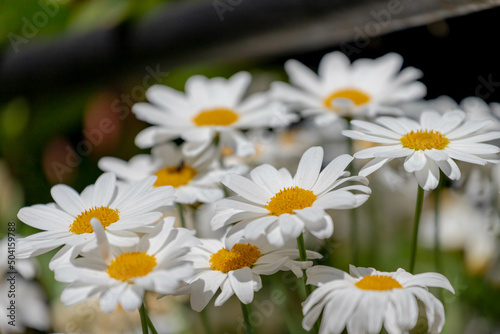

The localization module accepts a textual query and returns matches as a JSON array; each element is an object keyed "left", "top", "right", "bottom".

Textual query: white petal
[
  {"left": 376, "top": 116, "right": 419, "bottom": 134},
  {"left": 99, "top": 284, "right": 127, "bottom": 313},
  {"left": 90, "top": 173, "right": 117, "bottom": 208},
  {"left": 250, "top": 164, "right": 286, "bottom": 195},
  {"left": 119, "top": 285, "right": 144, "bottom": 311},
  {"left": 278, "top": 214, "right": 304, "bottom": 240},
  {"left": 244, "top": 216, "right": 278, "bottom": 240},
  {"left": 405, "top": 273, "right": 454, "bottom": 293},
  {"left": 214, "top": 277, "right": 235, "bottom": 306},
  {"left": 435, "top": 110, "right": 465, "bottom": 133},
  {"left": 312, "top": 154, "right": 352, "bottom": 194},
  {"left": 358, "top": 157, "right": 392, "bottom": 177},
  {"left": 221, "top": 175, "right": 269, "bottom": 205},
  {"left": 403, "top": 151, "right": 427, "bottom": 173},
  {"left": 60, "top": 283, "right": 102, "bottom": 306},
  {"left": 343, "top": 130, "right": 400, "bottom": 144},
  {"left": 285, "top": 59, "right": 322, "bottom": 94},
  {"left": 306, "top": 265, "right": 346, "bottom": 285},
  {"left": 294, "top": 146, "right": 323, "bottom": 189},
  {"left": 189, "top": 271, "right": 227, "bottom": 312},
  {"left": 18, "top": 205, "right": 72, "bottom": 231},
  {"left": 350, "top": 120, "right": 401, "bottom": 139},
  {"left": 50, "top": 185, "right": 86, "bottom": 217},
  {"left": 424, "top": 149, "right": 449, "bottom": 161},
  {"left": 228, "top": 267, "right": 256, "bottom": 304},
  {"left": 414, "top": 159, "right": 440, "bottom": 191},
  {"left": 146, "top": 84, "right": 190, "bottom": 111},
  {"left": 134, "top": 126, "right": 178, "bottom": 148}
]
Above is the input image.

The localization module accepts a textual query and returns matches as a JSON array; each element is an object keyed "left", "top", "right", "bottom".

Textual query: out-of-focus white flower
[
  {"left": 175, "top": 234, "right": 320, "bottom": 311},
  {"left": 303, "top": 265, "right": 454, "bottom": 334},
  {"left": 16, "top": 173, "right": 175, "bottom": 269},
  {"left": 211, "top": 147, "right": 371, "bottom": 246},
  {"left": 99, "top": 143, "right": 233, "bottom": 204},
  {"left": 420, "top": 171, "right": 498, "bottom": 275},
  {"left": 54, "top": 218, "right": 197, "bottom": 313},
  {"left": 133, "top": 72, "right": 297, "bottom": 157},
  {"left": 272, "top": 52, "right": 426, "bottom": 124},
  {"left": 223, "top": 126, "right": 324, "bottom": 172},
  {"left": 343, "top": 110, "right": 500, "bottom": 190},
  {"left": 1, "top": 276, "right": 51, "bottom": 333}
]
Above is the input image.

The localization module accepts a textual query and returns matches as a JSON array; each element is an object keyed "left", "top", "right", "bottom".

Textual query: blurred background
[{"left": 2, "top": 0, "right": 500, "bottom": 333}]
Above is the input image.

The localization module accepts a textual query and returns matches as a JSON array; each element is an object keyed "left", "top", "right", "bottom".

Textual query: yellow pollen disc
[
  {"left": 400, "top": 130, "right": 449, "bottom": 150},
  {"left": 69, "top": 206, "right": 120, "bottom": 235},
  {"left": 323, "top": 89, "right": 371, "bottom": 110},
  {"left": 209, "top": 243, "right": 262, "bottom": 273},
  {"left": 106, "top": 252, "right": 157, "bottom": 282},
  {"left": 265, "top": 186, "right": 317, "bottom": 216},
  {"left": 192, "top": 108, "right": 239, "bottom": 126},
  {"left": 355, "top": 275, "right": 403, "bottom": 291},
  {"left": 154, "top": 165, "right": 197, "bottom": 188},
  {"left": 221, "top": 146, "right": 235, "bottom": 157}
]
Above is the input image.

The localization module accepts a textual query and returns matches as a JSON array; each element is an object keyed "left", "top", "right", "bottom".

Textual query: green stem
[
  {"left": 200, "top": 308, "right": 213, "bottom": 334},
  {"left": 297, "top": 233, "right": 320, "bottom": 333},
  {"left": 346, "top": 120, "right": 359, "bottom": 265},
  {"left": 296, "top": 234, "right": 313, "bottom": 297},
  {"left": 139, "top": 303, "right": 149, "bottom": 334},
  {"left": 146, "top": 316, "right": 158, "bottom": 334},
  {"left": 240, "top": 302, "right": 254, "bottom": 334},
  {"left": 176, "top": 203, "right": 187, "bottom": 228},
  {"left": 140, "top": 302, "right": 158, "bottom": 334},
  {"left": 409, "top": 185, "right": 425, "bottom": 273},
  {"left": 434, "top": 179, "right": 443, "bottom": 273}
]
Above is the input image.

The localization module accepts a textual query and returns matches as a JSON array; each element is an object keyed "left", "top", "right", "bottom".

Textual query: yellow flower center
[
  {"left": 69, "top": 206, "right": 120, "bottom": 234},
  {"left": 192, "top": 108, "right": 239, "bottom": 126},
  {"left": 400, "top": 130, "right": 449, "bottom": 150},
  {"left": 153, "top": 165, "right": 197, "bottom": 188},
  {"left": 209, "top": 243, "right": 262, "bottom": 273},
  {"left": 221, "top": 146, "right": 235, "bottom": 157},
  {"left": 323, "top": 89, "right": 371, "bottom": 110},
  {"left": 106, "top": 251, "right": 157, "bottom": 282},
  {"left": 265, "top": 186, "right": 317, "bottom": 216},
  {"left": 355, "top": 275, "right": 403, "bottom": 291}
]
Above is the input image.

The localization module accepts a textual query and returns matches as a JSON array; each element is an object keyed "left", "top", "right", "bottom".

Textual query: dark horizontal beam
[{"left": 1, "top": 0, "right": 499, "bottom": 102}]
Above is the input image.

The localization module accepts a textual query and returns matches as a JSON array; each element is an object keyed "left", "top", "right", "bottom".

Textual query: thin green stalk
[
  {"left": 240, "top": 302, "right": 254, "bottom": 334},
  {"left": 146, "top": 315, "right": 158, "bottom": 334},
  {"left": 296, "top": 234, "right": 313, "bottom": 297},
  {"left": 434, "top": 179, "right": 443, "bottom": 273},
  {"left": 346, "top": 120, "right": 359, "bottom": 265},
  {"left": 176, "top": 203, "right": 187, "bottom": 228},
  {"left": 200, "top": 308, "right": 213, "bottom": 334},
  {"left": 297, "top": 233, "right": 320, "bottom": 333},
  {"left": 409, "top": 185, "right": 425, "bottom": 273},
  {"left": 140, "top": 302, "right": 158, "bottom": 334},
  {"left": 139, "top": 303, "right": 149, "bottom": 334}
]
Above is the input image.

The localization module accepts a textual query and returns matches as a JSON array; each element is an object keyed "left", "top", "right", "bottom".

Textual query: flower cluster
[{"left": 16, "top": 50, "right": 500, "bottom": 334}]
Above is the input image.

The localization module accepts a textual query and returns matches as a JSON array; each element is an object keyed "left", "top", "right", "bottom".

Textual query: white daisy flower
[
  {"left": 176, "top": 234, "right": 321, "bottom": 311},
  {"left": 211, "top": 146, "right": 371, "bottom": 246},
  {"left": 132, "top": 72, "right": 297, "bottom": 157},
  {"left": 342, "top": 110, "right": 500, "bottom": 191},
  {"left": 16, "top": 172, "right": 175, "bottom": 269},
  {"left": 54, "top": 217, "right": 197, "bottom": 313},
  {"left": 271, "top": 52, "right": 426, "bottom": 124},
  {"left": 98, "top": 143, "right": 232, "bottom": 204},
  {"left": 303, "top": 265, "right": 454, "bottom": 334}
]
